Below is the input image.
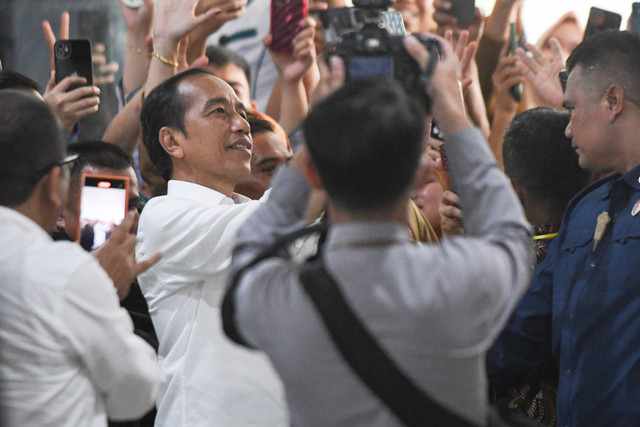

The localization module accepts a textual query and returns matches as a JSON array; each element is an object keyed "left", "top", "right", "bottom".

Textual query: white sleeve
[{"left": 59, "top": 259, "right": 165, "bottom": 420}]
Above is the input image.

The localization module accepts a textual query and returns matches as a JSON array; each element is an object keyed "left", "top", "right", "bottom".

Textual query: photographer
[{"left": 222, "top": 34, "right": 533, "bottom": 426}]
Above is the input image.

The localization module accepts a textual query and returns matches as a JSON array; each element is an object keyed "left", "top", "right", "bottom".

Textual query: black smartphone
[
  {"left": 508, "top": 22, "right": 522, "bottom": 103},
  {"left": 447, "top": 0, "right": 475, "bottom": 27},
  {"left": 54, "top": 39, "right": 93, "bottom": 90},
  {"left": 79, "top": 174, "right": 129, "bottom": 251},
  {"left": 270, "top": 0, "right": 308, "bottom": 53},
  {"left": 584, "top": 7, "right": 621, "bottom": 39},
  {"left": 631, "top": 3, "right": 640, "bottom": 34}
]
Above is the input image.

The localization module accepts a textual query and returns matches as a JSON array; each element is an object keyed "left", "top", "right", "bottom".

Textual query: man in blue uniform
[{"left": 488, "top": 30, "right": 640, "bottom": 426}]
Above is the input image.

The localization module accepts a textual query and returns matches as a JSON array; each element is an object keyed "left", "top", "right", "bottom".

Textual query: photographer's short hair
[
  {"left": 566, "top": 30, "right": 640, "bottom": 102},
  {"left": 205, "top": 45, "right": 251, "bottom": 85},
  {"left": 67, "top": 141, "right": 134, "bottom": 178},
  {"left": 0, "top": 90, "right": 64, "bottom": 206},
  {"left": 0, "top": 70, "right": 40, "bottom": 92},
  {"left": 140, "top": 68, "right": 216, "bottom": 181},
  {"left": 303, "top": 77, "right": 425, "bottom": 212},
  {"left": 503, "top": 107, "right": 592, "bottom": 218}
]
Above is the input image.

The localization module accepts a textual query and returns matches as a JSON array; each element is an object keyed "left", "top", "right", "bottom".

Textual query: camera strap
[{"left": 299, "top": 259, "right": 478, "bottom": 427}]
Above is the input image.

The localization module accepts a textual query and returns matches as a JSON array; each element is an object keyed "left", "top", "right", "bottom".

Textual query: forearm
[
  {"left": 463, "top": 64, "right": 490, "bottom": 137},
  {"left": 143, "top": 37, "right": 179, "bottom": 98},
  {"left": 484, "top": 0, "right": 520, "bottom": 41},
  {"left": 487, "top": 107, "right": 515, "bottom": 168},
  {"left": 123, "top": 32, "right": 150, "bottom": 96},
  {"left": 102, "top": 90, "right": 143, "bottom": 155},
  {"left": 279, "top": 79, "right": 309, "bottom": 134}
]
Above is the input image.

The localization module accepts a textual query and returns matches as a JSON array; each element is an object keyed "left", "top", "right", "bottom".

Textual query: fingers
[
  {"left": 189, "top": 55, "right": 210, "bottom": 69},
  {"left": 547, "top": 37, "right": 564, "bottom": 62},
  {"left": 42, "top": 20, "right": 56, "bottom": 51},
  {"left": 45, "top": 71, "right": 56, "bottom": 92},
  {"left": 59, "top": 12, "right": 69, "bottom": 40},
  {"left": 109, "top": 212, "right": 136, "bottom": 244},
  {"left": 403, "top": 35, "right": 431, "bottom": 71},
  {"left": 133, "top": 252, "right": 163, "bottom": 277}
]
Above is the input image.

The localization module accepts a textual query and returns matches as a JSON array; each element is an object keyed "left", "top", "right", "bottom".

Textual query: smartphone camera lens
[{"left": 55, "top": 41, "right": 72, "bottom": 59}]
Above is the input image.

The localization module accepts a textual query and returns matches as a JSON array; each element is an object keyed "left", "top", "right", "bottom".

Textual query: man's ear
[
  {"left": 303, "top": 159, "right": 324, "bottom": 191},
  {"left": 41, "top": 166, "right": 67, "bottom": 209},
  {"left": 159, "top": 126, "right": 185, "bottom": 159},
  {"left": 605, "top": 85, "right": 624, "bottom": 122}
]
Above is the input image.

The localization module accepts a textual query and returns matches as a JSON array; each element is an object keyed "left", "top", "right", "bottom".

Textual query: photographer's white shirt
[{"left": 136, "top": 180, "right": 287, "bottom": 427}]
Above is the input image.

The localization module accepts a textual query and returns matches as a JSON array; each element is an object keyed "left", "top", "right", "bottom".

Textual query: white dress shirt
[
  {"left": 0, "top": 206, "right": 164, "bottom": 427},
  {"left": 136, "top": 180, "right": 288, "bottom": 427}
]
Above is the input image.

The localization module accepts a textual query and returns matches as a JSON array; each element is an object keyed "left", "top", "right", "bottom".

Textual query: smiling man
[
  {"left": 137, "top": 68, "right": 288, "bottom": 427},
  {"left": 487, "top": 30, "right": 640, "bottom": 426}
]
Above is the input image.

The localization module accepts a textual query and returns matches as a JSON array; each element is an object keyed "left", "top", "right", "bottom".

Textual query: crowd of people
[{"left": 1, "top": 0, "right": 640, "bottom": 426}]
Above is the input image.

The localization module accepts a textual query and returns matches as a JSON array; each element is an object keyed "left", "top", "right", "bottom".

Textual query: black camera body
[{"left": 326, "top": 0, "right": 440, "bottom": 111}]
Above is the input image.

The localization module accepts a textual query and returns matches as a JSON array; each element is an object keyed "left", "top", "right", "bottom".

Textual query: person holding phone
[{"left": 0, "top": 90, "right": 165, "bottom": 427}]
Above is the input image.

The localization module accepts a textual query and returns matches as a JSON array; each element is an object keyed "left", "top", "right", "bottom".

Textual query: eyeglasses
[{"left": 30, "top": 154, "right": 79, "bottom": 183}]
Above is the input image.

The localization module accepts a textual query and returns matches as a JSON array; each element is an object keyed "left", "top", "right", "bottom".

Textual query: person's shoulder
[{"left": 565, "top": 174, "right": 616, "bottom": 215}]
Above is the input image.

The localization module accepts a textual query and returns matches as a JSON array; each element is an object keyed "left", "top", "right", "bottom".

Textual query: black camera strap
[{"left": 299, "top": 259, "right": 478, "bottom": 427}]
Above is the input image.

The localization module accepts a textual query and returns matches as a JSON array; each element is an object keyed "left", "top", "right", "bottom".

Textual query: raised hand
[
  {"left": 268, "top": 17, "right": 318, "bottom": 83},
  {"left": 439, "top": 190, "right": 465, "bottom": 236},
  {"left": 43, "top": 73, "right": 100, "bottom": 132},
  {"left": 93, "top": 213, "right": 162, "bottom": 301},
  {"left": 492, "top": 46, "right": 525, "bottom": 114},
  {"left": 516, "top": 39, "right": 564, "bottom": 109},
  {"left": 42, "top": 12, "right": 69, "bottom": 72}
]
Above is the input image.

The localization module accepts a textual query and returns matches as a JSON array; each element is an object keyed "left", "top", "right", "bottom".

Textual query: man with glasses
[
  {"left": 488, "top": 30, "right": 640, "bottom": 426},
  {"left": 0, "top": 90, "right": 165, "bottom": 426}
]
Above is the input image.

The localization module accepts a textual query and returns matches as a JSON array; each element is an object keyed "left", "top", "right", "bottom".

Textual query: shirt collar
[
  {"left": 600, "top": 165, "right": 640, "bottom": 201},
  {"left": 0, "top": 206, "right": 54, "bottom": 243},
  {"left": 326, "top": 220, "right": 410, "bottom": 251},
  {"left": 167, "top": 180, "right": 250, "bottom": 206}
]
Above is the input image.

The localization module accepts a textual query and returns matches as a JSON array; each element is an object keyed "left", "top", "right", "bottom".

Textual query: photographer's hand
[
  {"left": 404, "top": 33, "right": 471, "bottom": 137},
  {"left": 42, "top": 12, "right": 69, "bottom": 73},
  {"left": 516, "top": 39, "right": 564, "bottom": 109},
  {"left": 310, "top": 56, "right": 344, "bottom": 107}
]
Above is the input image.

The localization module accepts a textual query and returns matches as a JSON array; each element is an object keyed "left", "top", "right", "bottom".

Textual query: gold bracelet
[{"left": 151, "top": 51, "right": 178, "bottom": 67}]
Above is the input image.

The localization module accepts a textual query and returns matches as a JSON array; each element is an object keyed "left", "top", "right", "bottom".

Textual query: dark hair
[
  {"left": 67, "top": 141, "right": 134, "bottom": 178},
  {"left": 205, "top": 45, "right": 251, "bottom": 85},
  {"left": 0, "top": 70, "right": 40, "bottom": 92},
  {"left": 503, "top": 107, "right": 592, "bottom": 219},
  {"left": 140, "top": 68, "right": 216, "bottom": 181},
  {"left": 248, "top": 117, "right": 274, "bottom": 136},
  {"left": 0, "top": 90, "right": 64, "bottom": 206},
  {"left": 566, "top": 30, "right": 640, "bottom": 101},
  {"left": 303, "top": 77, "right": 425, "bottom": 212}
]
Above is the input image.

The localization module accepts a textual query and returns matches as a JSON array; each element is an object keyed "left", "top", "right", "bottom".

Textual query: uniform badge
[{"left": 633, "top": 200, "right": 640, "bottom": 217}]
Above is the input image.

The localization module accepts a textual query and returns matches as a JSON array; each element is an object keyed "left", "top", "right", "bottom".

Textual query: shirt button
[
  {"left": 569, "top": 313, "right": 574, "bottom": 320},
  {"left": 565, "top": 369, "right": 571, "bottom": 376},
  {"left": 591, "top": 262, "right": 596, "bottom": 268}
]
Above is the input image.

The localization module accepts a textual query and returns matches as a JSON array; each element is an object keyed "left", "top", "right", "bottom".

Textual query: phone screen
[
  {"left": 270, "top": 0, "right": 308, "bottom": 53},
  {"left": 54, "top": 39, "right": 94, "bottom": 90},
  {"left": 79, "top": 174, "right": 129, "bottom": 251},
  {"left": 584, "top": 7, "right": 621, "bottom": 40}
]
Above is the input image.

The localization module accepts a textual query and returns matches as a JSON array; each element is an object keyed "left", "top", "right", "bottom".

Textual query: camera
[
  {"left": 55, "top": 41, "right": 72, "bottom": 59},
  {"left": 316, "top": 0, "right": 441, "bottom": 111}
]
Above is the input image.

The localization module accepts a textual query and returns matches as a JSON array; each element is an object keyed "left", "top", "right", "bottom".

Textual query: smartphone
[
  {"left": 79, "top": 174, "right": 129, "bottom": 251},
  {"left": 508, "top": 22, "right": 522, "bottom": 103},
  {"left": 54, "top": 39, "right": 93, "bottom": 91},
  {"left": 584, "top": 7, "right": 621, "bottom": 39},
  {"left": 447, "top": 0, "right": 475, "bottom": 27},
  {"left": 631, "top": 3, "right": 640, "bottom": 34},
  {"left": 270, "top": 0, "right": 308, "bottom": 53}
]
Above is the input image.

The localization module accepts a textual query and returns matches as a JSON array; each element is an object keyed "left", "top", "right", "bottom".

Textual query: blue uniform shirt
[{"left": 488, "top": 165, "right": 640, "bottom": 427}]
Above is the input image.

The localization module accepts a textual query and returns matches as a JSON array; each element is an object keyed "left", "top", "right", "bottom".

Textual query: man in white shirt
[
  {"left": 0, "top": 90, "right": 165, "bottom": 426},
  {"left": 137, "top": 68, "right": 288, "bottom": 426}
]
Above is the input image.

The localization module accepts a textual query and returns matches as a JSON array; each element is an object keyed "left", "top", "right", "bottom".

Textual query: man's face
[
  {"left": 174, "top": 74, "right": 252, "bottom": 189},
  {"left": 59, "top": 165, "right": 139, "bottom": 241},
  {"left": 235, "top": 130, "right": 292, "bottom": 199},
  {"left": 207, "top": 63, "right": 252, "bottom": 108},
  {"left": 563, "top": 66, "right": 611, "bottom": 174}
]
